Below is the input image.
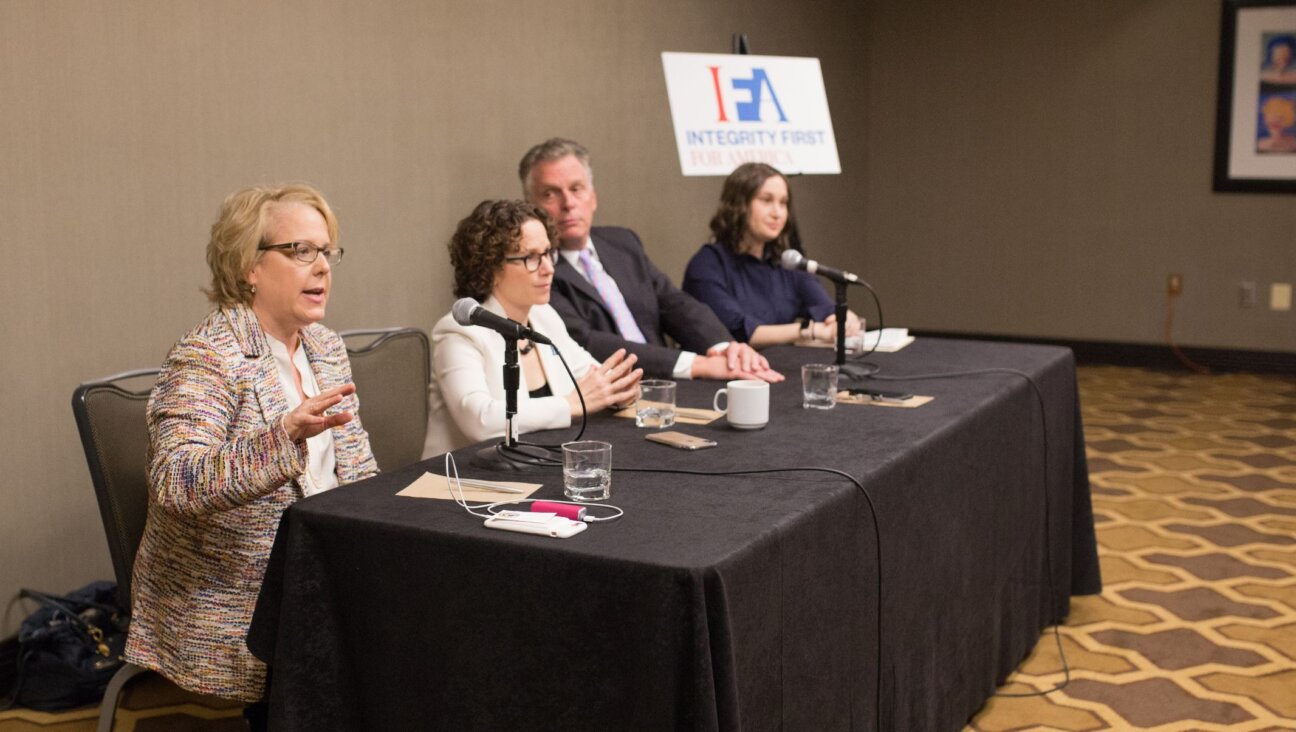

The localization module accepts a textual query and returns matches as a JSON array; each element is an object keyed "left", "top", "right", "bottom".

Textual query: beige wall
[
  {"left": 861, "top": 0, "right": 1296, "bottom": 350},
  {"left": 0, "top": 0, "right": 867, "bottom": 634},
  {"left": 4, "top": 0, "right": 1293, "bottom": 636}
]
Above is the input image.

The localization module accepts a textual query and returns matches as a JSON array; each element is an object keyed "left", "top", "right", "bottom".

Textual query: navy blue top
[{"left": 682, "top": 242, "right": 835, "bottom": 342}]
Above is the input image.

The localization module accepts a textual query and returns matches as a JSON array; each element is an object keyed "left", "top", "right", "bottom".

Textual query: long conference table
[{"left": 248, "top": 338, "right": 1101, "bottom": 731}]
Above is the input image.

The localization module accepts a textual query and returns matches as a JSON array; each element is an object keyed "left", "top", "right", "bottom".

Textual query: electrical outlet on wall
[
  {"left": 1272, "top": 283, "right": 1292, "bottom": 311},
  {"left": 1167, "top": 274, "right": 1183, "bottom": 295}
]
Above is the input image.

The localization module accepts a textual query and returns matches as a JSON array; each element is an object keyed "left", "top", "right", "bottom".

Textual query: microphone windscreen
[
  {"left": 780, "top": 248, "right": 804, "bottom": 270},
  {"left": 451, "top": 297, "right": 480, "bottom": 326}
]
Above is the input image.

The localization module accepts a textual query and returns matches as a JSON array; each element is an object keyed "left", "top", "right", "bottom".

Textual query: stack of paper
[{"left": 855, "top": 328, "right": 914, "bottom": 352}]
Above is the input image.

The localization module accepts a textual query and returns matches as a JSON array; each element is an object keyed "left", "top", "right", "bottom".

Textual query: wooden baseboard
[{"left": 911, "top": 331, "right": 1296, "bottom": 374}]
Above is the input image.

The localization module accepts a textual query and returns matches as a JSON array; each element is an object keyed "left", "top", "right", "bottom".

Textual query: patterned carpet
[{"left": 969, "top": 365, "right": 1296, "bottom": 731}]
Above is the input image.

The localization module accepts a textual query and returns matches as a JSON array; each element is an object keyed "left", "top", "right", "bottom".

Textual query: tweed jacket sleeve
[
  {"left": 147, "top": 334, "right": 310, "bottom": 514},
  {"left": 145, "top": 308, "right": 377, "bottom": 514}
]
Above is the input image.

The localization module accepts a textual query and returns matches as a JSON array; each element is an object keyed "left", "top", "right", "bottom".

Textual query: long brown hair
[{"left": 708, "top": 162, "right": 796, "bottom": 256}]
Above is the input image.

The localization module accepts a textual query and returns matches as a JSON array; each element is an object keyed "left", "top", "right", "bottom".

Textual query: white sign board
[{"left": 661, "top": 51, "right": 841, "bottom": 176}]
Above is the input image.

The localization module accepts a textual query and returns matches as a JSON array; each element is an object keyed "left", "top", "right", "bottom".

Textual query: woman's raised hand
[{"left": 282, "top": 383, "right": 356, "bottom": 442}]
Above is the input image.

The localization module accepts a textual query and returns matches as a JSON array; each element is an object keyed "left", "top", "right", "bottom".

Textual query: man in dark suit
[{"left": 519, "top": 138, "right": 782, "bottom": 382}]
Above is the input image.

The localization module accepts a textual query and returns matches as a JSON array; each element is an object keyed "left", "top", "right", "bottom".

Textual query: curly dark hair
[
  {"left": 708, "top": 162, "right": 796, "bottom": 256},
  {"left": 449, "top": 199, "right": 557, "bottom": 301}
]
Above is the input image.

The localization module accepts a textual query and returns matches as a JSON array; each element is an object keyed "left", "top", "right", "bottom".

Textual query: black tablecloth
[{"left": 249, "top": 338, "right": 1100, "bottom": 731}]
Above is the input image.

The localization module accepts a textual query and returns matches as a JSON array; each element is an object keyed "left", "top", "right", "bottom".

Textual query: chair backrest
[
  {"left": 341, "top": 327, "right": 431, "bottom": 472},
  {"left": 71, "top": 369, "right": 159, "bottom": 610}
]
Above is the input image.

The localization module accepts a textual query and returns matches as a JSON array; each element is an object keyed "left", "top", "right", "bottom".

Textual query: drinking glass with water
[
  {"left": 635, "top": 379, "right": 676, "bottom": 428},
  {"left": 562, "top": 440, "right": 612, "bottom": 501},
  {"left": 801, "top": 364, "right": 839, "bottom": 410}
]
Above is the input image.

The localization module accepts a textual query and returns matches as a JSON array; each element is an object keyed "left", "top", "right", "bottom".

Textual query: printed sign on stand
[{"left": 662, "top": 52, "right": 841, "bottom": 176}]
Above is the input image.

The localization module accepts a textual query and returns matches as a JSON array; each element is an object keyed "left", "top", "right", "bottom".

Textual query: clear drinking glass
[
  {"left": 562, "top": 440, "right": 612, "bottom": 501},
  {"left": 635, "top": 379, "right": 677, "bottom": 428},
  {"left": 801, "top": 364, "right": 840, "bottom": 410}
]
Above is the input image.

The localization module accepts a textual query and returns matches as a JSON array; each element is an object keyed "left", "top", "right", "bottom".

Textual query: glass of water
[
  {"left": 635, "top": 379, "right": 676, "bottom": 428},
  {"left": 801, "top": 363, "right": 840, "bottom": 410},
  {"left": 562, "top": 440, "right": 612, "bottom": 501}
]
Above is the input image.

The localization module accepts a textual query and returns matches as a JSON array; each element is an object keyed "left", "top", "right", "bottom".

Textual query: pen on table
[
  {"left": 847, "top": 388, "right": 913, "bottom": 403},
  {"left": 453, "top": 477, "right": 527, "bottom": 494}
]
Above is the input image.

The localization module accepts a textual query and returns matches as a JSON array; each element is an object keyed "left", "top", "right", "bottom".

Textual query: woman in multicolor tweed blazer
[{"left": 124, "top": 184, "right": 378, "bottom": 713}]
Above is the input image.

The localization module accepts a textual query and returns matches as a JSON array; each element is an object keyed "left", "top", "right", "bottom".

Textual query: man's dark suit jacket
[{"left": 549, "top": 226, "right": 732, "bottom": 378}]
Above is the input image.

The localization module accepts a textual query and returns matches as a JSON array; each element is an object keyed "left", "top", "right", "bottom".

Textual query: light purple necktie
[{"left": 577, "top": 248, "right": 647, "bottom": 344}]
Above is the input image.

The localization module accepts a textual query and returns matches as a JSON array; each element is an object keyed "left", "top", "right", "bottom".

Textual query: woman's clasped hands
[
  {"left": 806, "top": 311, "right": 862, "bottom": 343},
  {"left": 567, "top": 348, "right": 642, "bottom": 416}
]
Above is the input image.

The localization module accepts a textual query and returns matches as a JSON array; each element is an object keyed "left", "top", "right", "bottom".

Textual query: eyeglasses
[
  {"left": 258, "top": 241, "right": 345, "bottom": 265},
  {"left": 503, "top": 248, "right": 558, "bottom": 272}
]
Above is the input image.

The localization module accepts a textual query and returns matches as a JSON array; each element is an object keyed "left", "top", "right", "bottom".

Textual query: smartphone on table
[{"left": 645, "top": 431, "right": 717, "bottom": 450}]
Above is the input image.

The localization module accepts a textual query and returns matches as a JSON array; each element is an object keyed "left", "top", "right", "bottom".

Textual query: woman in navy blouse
[{"left": 683, "top": 163, "right": 861, "bottom": 346}]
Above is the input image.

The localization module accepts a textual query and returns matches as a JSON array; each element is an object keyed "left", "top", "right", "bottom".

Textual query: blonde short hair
[
  {"left": 1264, "top": 96, "right": 1296, "bottom": 131},
  {"left": 204, "top": 184, "right": 339, "bottom": 307}
]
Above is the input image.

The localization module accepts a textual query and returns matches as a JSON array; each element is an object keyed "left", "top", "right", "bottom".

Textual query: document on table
[
  {"left": 799, "top": 328, "right": 914, "bottom": 353},
  {"left": 859, "top": 328, "right": 914, "bottom": 352},
  {"left": 397, "top": 472, "right": 542, "bottom": 502}
]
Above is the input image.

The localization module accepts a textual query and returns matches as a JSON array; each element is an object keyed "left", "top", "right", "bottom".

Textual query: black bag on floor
[{"left": 1, "top": 581, "right": 128, "bottom": 711}]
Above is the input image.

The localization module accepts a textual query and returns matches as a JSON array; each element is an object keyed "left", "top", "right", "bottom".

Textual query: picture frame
[{"left": 1213, "top": 0, "right": 1296, "bottom": 193}]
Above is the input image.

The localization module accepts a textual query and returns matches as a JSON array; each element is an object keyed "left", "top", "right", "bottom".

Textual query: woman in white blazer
[{"left": 423, "top": 200, "right": 642, "bottom": 457}]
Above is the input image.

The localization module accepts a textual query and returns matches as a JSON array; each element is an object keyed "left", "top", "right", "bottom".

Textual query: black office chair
[
  {"left": 341, "top": 327, "right": 431, "bottom": 471},
  {"left": 71, "top": 369, "right": 159, "bottom": 732}
]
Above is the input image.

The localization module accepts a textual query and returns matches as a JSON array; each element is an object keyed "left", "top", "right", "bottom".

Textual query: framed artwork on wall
[{"left": 1214, "top": 0, "right": 1296, "bottom": 192}]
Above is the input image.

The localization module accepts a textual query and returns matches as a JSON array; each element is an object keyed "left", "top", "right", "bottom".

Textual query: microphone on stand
[
  {"left": 780, "top": 249, "right": 861, "bottom": 285},
  {"left": 781, "top": 249, "right": 881, "bottom": 379},
  {"left": 452, "top": 298, "right": 556, "bottom": 470},
  {"left": 780, "top": 249, "right": 860, "bottom": 371},
  {"left": 452, "top": 298, "right": 553, "bottom": 345}
]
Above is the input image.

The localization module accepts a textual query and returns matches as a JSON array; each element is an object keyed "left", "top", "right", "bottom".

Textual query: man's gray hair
[{"left": 518, "top": 137, "right": 594, "bottom": 193}]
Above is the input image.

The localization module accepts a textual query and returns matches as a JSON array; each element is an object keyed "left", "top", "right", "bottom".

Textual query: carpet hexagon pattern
[{"left": 969, "top": 366, "right": 1296, "bottom": 731}]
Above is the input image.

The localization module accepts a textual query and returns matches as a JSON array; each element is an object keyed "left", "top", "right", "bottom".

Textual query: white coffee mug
[{"left": 712, "top": 380, "right": 770, "bottom": 430}]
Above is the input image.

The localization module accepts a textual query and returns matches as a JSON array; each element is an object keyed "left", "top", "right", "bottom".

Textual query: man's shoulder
[{"left": 591, "top": 226, "right": 646, "bottom": 253}]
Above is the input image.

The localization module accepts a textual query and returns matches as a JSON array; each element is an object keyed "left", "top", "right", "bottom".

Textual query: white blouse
[{"left": 268, "top": 333, "right": 339, "bottom": 495}]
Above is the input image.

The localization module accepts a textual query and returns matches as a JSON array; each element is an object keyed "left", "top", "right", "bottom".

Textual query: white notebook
[{"left": 853, "top": 328, "right": 914, "bottom": 353}]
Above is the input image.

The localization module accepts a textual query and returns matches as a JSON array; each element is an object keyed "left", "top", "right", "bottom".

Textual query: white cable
[{"left": 443, "top": 452, "right": 624, "bottom": 522}]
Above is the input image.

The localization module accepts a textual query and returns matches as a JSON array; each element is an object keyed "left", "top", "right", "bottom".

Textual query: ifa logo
[
  {"left": 662, "top": 51, "right": 840, "bottom": 174},
  {"left": 708, "top": 66, "right": 787, "bottom": 123}
]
